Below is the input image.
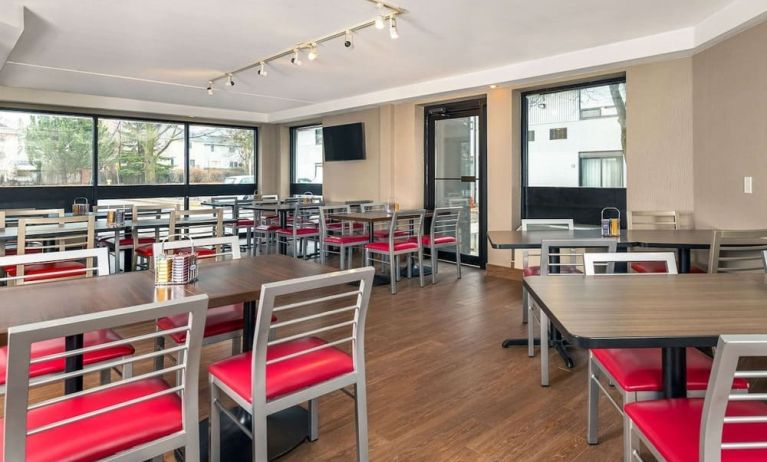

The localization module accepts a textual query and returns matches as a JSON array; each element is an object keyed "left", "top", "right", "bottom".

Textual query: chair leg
[
  {"left": 431, "top": 246, "right": 438, "bottom": 284},
  {"left": 154, "top": 335, "right": 166, "bottom": 371},
  {"left": 522, "top": 288, "right": 529, "bottom": 324},
  {"left": 527, "top": 301, "right": 535, "bottom": 358},
  {"left": 540, "top": 310, "right": 549, "bottom": 387},
  {"left": 99, "top": 368, "right": 111, "bottom": 385},
  {"left": 354, "top": 381, "right": 370, "bottom": 461},
  {"left": 625, "top": 414, "right": 640, "bottom": 462},
  {"left": 365, "top": 249, "right": 371, "bottom": 268},
  {"left": 309, "top": 398, "right": 319, "bottom": 442},
  {"left": 455, "top": 243, "right": 462, "bottom": 279},
  {"left": 252, "top": 409, "right": 269, "bottom": 462},
  {"left": 395, "top": 255, "right": 401, "bottom": 282},
  {"left": 417, "top": 249, "right": 425, "bottom": 288},
  {"left": 389, "top": 254, "right": 397, "bottom": 295},
  {"left": 209, "top": 379, "right": 221, "bottom": 462},
  {"left": 340, "top": 246, "right": 346, "bottom": 270},
  {"left": 122, "top": 361, "right": 133, "bottom": 378},
  {"left": 587, "top": 353, "right": 600, "bottom": 444}
]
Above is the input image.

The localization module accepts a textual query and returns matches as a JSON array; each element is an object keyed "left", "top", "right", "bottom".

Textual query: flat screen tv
[{"left": 323, "top": 123, "right": 366, "bottom": 161}]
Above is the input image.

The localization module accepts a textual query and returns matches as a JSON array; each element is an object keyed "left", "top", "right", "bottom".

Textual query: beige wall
[{"left": 693, "top": 21, "right": 767, "bottom": 229}]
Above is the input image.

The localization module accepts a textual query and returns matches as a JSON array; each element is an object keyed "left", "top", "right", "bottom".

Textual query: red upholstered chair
[
  {"left": 319, "top": 205, "right": 368, "bottom": 269},
  {"left": 153, "top": 235, "right": 247, "bottom": 363},
  {"left": 251, "top": 200, "right": 281, "bottom": 255},
  {"left": 531, "top": 238, "right": 618, "bottom": 387},
  {"left": 424, "top": 207, "right": 462, "bottom": 284},
  {"left": 582, "top": 252, "right": 750, "bottom": 460},
  {"left": 708, "top": 229, "right": 767, "bottom": 274},
  {"left": 364, "top": 210, "right": 425, "bottom": 295},
  {"left": 0, "top": 294, "right": 208, "bottom": 462},
  {"left": 517, "top": 219, "right": 574, "bottom": 324},
  {"left": 625, "top": 334, "right": 767, "bottom": 462},
  {"left": 0, "top": 209, "right": 65, "bottom": 257},
  {"left": 0, "top": 247, "right": 133, "bottom": 395},
  {"left": 275, "top": 203, "right": 320, "bottom": 259},
  {"left": 208, "top": 267, "right": 375, "bottom": 462},
  {"left": 626, "top": 210, "right": 708, "bottom": 273}
]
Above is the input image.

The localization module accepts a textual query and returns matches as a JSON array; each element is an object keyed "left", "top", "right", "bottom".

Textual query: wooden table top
[
  {"left": 524, "top": 273, "right": 767, "bottom": 348},
  {"left": 328, "top": 210, "right": 431, "bottom": 223},
  {"left": 0, "top": 255, "right": 335, "bottom": 335},
  {"left": 487, "top": 228, "right": 714, "bottom": 250}
]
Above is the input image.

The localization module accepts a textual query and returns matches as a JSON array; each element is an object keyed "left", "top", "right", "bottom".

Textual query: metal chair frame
[
  {"left": 626, "top": 210, "right": 680, "bottom": 230},
  {"left": 319, "top": 205, "right": 368, "bottom": 270},
  {"left": 276, "top": 204, "right": 320, "bottom": 259},
  {"left": 427, "top": 207, "right": 462, "bottom": 284},
  {"left": 708, "top": 229, "right": 767, "bottom": 273},
  {"left": 364, "top": 210, "right": 426, "bottom": 295}
]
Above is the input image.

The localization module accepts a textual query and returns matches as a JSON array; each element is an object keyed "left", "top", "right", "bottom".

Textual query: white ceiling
[{"left": 1, "top": 0, "right": 766, "bottom": 122}]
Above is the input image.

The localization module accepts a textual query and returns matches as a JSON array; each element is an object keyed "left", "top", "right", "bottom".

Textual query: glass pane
[
  {"left": 98, "top": 119, "right": 185, "bottom": 185},
  {"left": 434, "top": 179, "right": 479, "bottom": 257},
  {"left": 525, "top": 82, "right": 626, "bottom": 188},
  {"left": 189, "top": 125, "right": 255, "bottom": 184},
  {"left": 292, "top": 126, "right": 323, "bottom": 184},
  {"left": 98, "top": 197, "right": 184, "bottom": 208},
  {"left": 434, "top": 117, "right": 478, "bottom": 179},
  {"left": 0, "top": 111, "right": 93, "bottom": 186}
]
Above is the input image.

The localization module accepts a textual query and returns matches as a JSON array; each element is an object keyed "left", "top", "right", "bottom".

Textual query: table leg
[
  {"left": 113, "top": 229, "right": 121, "bottom": 273},
  {"left": 242, "top": 300, "right": 257, "bottom": 352},
  {"left": 662, "top": 347, "right": 687, "bottom": 398},
  {"left": 64, "top": 333, "right": 84, "bottom": 393},
  {"left": 678, "top": 248, "right": 691, "bottom": 274},
  {"left": 278, "top": 211, "right": 288, "bottom": 255}
]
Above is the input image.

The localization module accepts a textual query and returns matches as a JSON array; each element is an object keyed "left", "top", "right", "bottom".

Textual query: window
[
  {"left": 0, "top": 111, "right": 93, "bottom": 186},
  {"left": 579, "top": 151, "right": 625, "bottom": 187},
  {"left": 290, "top": 125, "right": 323, "bottom": 195},
  {"left": 98, "top": 119, "right": 185, "bottom": 185},
  {"left": 528, "top": 130, "right": 535, "bottom": 142},
  {"left": 549, "top": 128, "right": 567, "bottom": 140},
  {"left": 189, "top": 125, "right": 254, "bottom": 184}
]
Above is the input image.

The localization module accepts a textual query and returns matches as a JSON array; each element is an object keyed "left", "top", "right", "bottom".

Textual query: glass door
[{"left": 425, "top": 99, "right": 487, "bottom": 267}]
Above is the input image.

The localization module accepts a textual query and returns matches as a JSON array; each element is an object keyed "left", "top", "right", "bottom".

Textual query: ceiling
[{"left": 0, "top": 0, "right": 765, "bottom": 122}]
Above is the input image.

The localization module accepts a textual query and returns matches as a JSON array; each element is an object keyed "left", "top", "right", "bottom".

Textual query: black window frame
[
  {"left": 0, "top": 107, "right": 259, "bottom": 210},
  {"left": 289, "top": 124, "right": 323, "bottom": 196}
]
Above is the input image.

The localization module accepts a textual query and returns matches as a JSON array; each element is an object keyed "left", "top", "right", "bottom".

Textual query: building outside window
[{"left": 290, "top": 125, "right": 323, "bottom": 195}]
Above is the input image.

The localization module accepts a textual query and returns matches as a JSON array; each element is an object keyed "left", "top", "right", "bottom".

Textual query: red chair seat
[
  {"left": 275, "top": 227, "right": 319, "bottom": 236},
  {"left": 158, "top": 304, "right": 245, "bottom": 343},
  {"left": 1, "top": 247, "right": 44, "bottom": 256},
  {"left": 324, "top": 235, "right": 369, "bottom": 245},
  {"left": 592, "top": 348, "right": 749, "bottom": 393},
  {"left": 0, "top": 378, "right": 182, "bottom": 462},
  {"left": 3, "top": 261, "right": 87, "bottom": 283},
  {"left": 631, "top": 261, "right": 706, "bottom": 273},
  {"left": 625, "top": 398, "right": 767, "bottom": 462},
  {"left": 135, "top": 246, "right": 216, "bottom": 258},
  {"left": 209, "top": 337, "right": 353, "bottom": 401},
  {"left": 326, "top": 223, "right": 365, "bottom": 231},
  {"left": 522, "top": 265, "right": 582, "bottom": 277},
  {"left": 365, "top": 241, "right": 419, "bottom": 252},
  {"left": 373, "top": 230, "right": 408, "bottom": 239},
  {"left": 100, "top": 236, "right": 155, "bottom": 247},
  {"left": 236, "top": 219, "right": 255, "bottom": 227},
  {"left": 421, "top": 235, "right": 457, "bottom": 246},
  {"left": 0, "top": 329, "right": 134, "bottom": 386}
]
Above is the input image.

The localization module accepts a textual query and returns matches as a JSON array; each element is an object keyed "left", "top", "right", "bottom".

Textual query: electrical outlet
[{"left": 744, "top": 176, "right": 753, "bottom": 194}]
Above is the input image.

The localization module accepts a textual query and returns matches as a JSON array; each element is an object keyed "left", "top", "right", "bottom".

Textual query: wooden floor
[{"left": 7, "top": 263, "right": 626, "bottom": 461}]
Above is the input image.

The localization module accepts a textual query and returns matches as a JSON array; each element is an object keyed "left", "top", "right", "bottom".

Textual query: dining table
[
  {"left": 0, "top": 254, "right": 334, "bottom": 461},
  {"left": 523, "top": 272, "right": 767, "bottom": 398}
]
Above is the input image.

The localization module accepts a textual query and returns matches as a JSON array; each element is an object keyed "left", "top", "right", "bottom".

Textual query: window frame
[
  {"left": 0, "top": 107, "right": 258, "bottom": 210},
  {"left": 289, "top": 124, "right": 323, "bottom": 196}
]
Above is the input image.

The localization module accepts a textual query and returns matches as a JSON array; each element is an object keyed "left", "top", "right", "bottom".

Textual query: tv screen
[{"left": 323, "top": 123, "right": 366, "bottom": 161}]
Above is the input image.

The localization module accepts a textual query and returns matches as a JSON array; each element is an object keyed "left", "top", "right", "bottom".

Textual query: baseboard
[{"left": 486, "top": 264, "right": 522, "bottom": 281}]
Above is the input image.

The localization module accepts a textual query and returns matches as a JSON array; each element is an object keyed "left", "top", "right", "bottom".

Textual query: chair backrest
[
  {"left": 430, "top": 207, "right": 462, "bottom": 242},
  {"left": 519, "top": 219, "right": 574, "bottom": 231},
  {"left": 152, "top": 235, "right": 241, "bottom": 261},
  {"left": 17, "top": 215, "right": 95, "bottom": 255},
  {"left": 360, "top": 202, "right": 387, "bottom": 213},
  {"left": 708, "top": 230, "right": 767, "bottom": 273},
  {"left": 131, "top": 204, "right": 177, "bottom": 248},
  {"left": 387, "top": 210, "right": 426, "bottom": 247},
  {"left": 3, "top": 294, "right": 208, "bottom": 462},
  {"left": 251, "top": 267, "right": 375, "bottom": 407},
  {"left": 169, "top": 208, "right": 224, "bottom": 241},
  {"left": 0, "top": 247, "right": 110, "bottom": 286},
  {"left": 92, "top": 203, "right": 133, "bottom": 213},
  {"left": 700, "top": 334, "right": 767, "bottom": 461},
  {"left": 0, "top": 209, "right": 65, "bottom": 229},
  {"left": 627, "top": 210, "right": 679, "bottom": 230},
  {"left": 583, "top": 252, "right": 678, "bottom": 275},
  {"left": 318, "top": 205, "right": 353, "bottom": 238},
  {"left": 260, "top": 194, "right": 279, "bottom": 202},
  {"left": 539, "top": 238, "right": 618, "bottom": 275}
]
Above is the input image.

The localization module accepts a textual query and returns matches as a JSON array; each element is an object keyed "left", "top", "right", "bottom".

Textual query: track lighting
[
  {"left": 206, "top": 81, "right": 213, "bottom": 95},
  {"left": 257, "top": 62, "right": 267, "bottom": 77},
  {"left": 389, "top": 16, "right": 399, "bottom": 39},
  {"left": 375, "top": 15, "right": 385, "bottom": 29},
  {"left": 344, "top": 30, "right": 353, "bottom": 48},
  {"left": 308, "top": 44, "right": 318, "bottom": 61},
  {"left": 291, "top": 49, "right": 302, "bottom": 65},
  {"left": 226, "top": 73, "right": 235, "bottom": 86}
]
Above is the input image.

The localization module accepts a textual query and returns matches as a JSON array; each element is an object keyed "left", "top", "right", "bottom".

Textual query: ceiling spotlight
[
  {"left": 206, "top": 81, "right": 213, "bottom": 95},
  {"left": 374, "top": 15, "right": 385, "bottom": 29},
  {"left": 389, "top": 16, "right": 399, "bottom": 40},
  {"left": 291, "top": 49, "right": 302, "bottom": 66},
  {"left": 226, "top": 73, "right": 235, "bottom": 87},
  {"left": 344, "top": 30, "right": 353, "bottom": 48},
  {"left": 257, "top": 61, "right": 267, "bottom": 77},
  {"left": 308, "top": 44, "right": 318, "bottom": 61},
  {"left": 489, "top": 84, "right": 498, "bottom": 89}
]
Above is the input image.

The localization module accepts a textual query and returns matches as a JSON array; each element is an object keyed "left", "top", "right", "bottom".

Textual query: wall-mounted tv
[{"left": 323, "top": 122, "right": 366, "bottom": 161}]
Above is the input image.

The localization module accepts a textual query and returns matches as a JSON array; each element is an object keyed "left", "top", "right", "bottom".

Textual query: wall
[{"left": 693, "top": 21, "right": 767, "bottom": 229}]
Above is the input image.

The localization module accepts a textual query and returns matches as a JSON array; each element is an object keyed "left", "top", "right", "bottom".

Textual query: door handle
[{"left": 460, "top": 176, "right": 477, "bottom": 183}]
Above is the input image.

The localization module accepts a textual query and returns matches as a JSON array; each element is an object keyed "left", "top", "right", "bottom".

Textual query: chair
[
  {"left": 582, "top": 252, "right": 749, "bottom": 461},
  {"left": 517, "top": 219, "right": 574, "bottom": 324},
  {"left": 0, "top": 247, "right": 133, "bottom": 394},
  {"left": 708, "top": 229, "right": 767, "bottom": 273},
  {"left": 154, "top": 235, "right": 247, "bottom": 362},
  {"left": 208, "top": 267, "right": 375, "bottom": 462},
  {"left": 425, "top": 207, "right": 462, "bottom": 284},
  {"left": 530, "top": 238, "right": 617, "bottom": 386},
  {"left": 0, "top": 209, "right": 65, "bottom": 256},
  {"left": 127, "top": 205, "right": 177, "bottom": 270},
  {"left": 230, "top": 200, "right": 257, "bottom": 254},
  {"left": 135, "top": 208, "right": 223, "bottom": 268},
  {"left": 626, "top": 210, "right": 706, "bottom": 273},
  {"left": 276, "top": 204, "right": 320, "bottom": 259},
  {"left": 260, "top": 194, "right": 279, "bottom": 202},
  {"left": 365, "top": 210, "right": 425, "bottom": 295},
  {"left": 360, "top": 202, "right": 390, "bottom": 240},
  {"left": 252, "top": 201, "right": 281, "bottom": 255},
  {"left": 0, "top": 294, "right": 208, "bottom": 462},
  {"left": 319, "top": 205, "right": 369, "bottom": 269},
  {"left": 626, "top": 334, "right": 767, "bottom": 462}
]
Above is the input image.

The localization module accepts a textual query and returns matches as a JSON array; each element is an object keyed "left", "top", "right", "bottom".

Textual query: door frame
[{"left": 424, "top": 97, "right": 488, "bottom": 268}]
